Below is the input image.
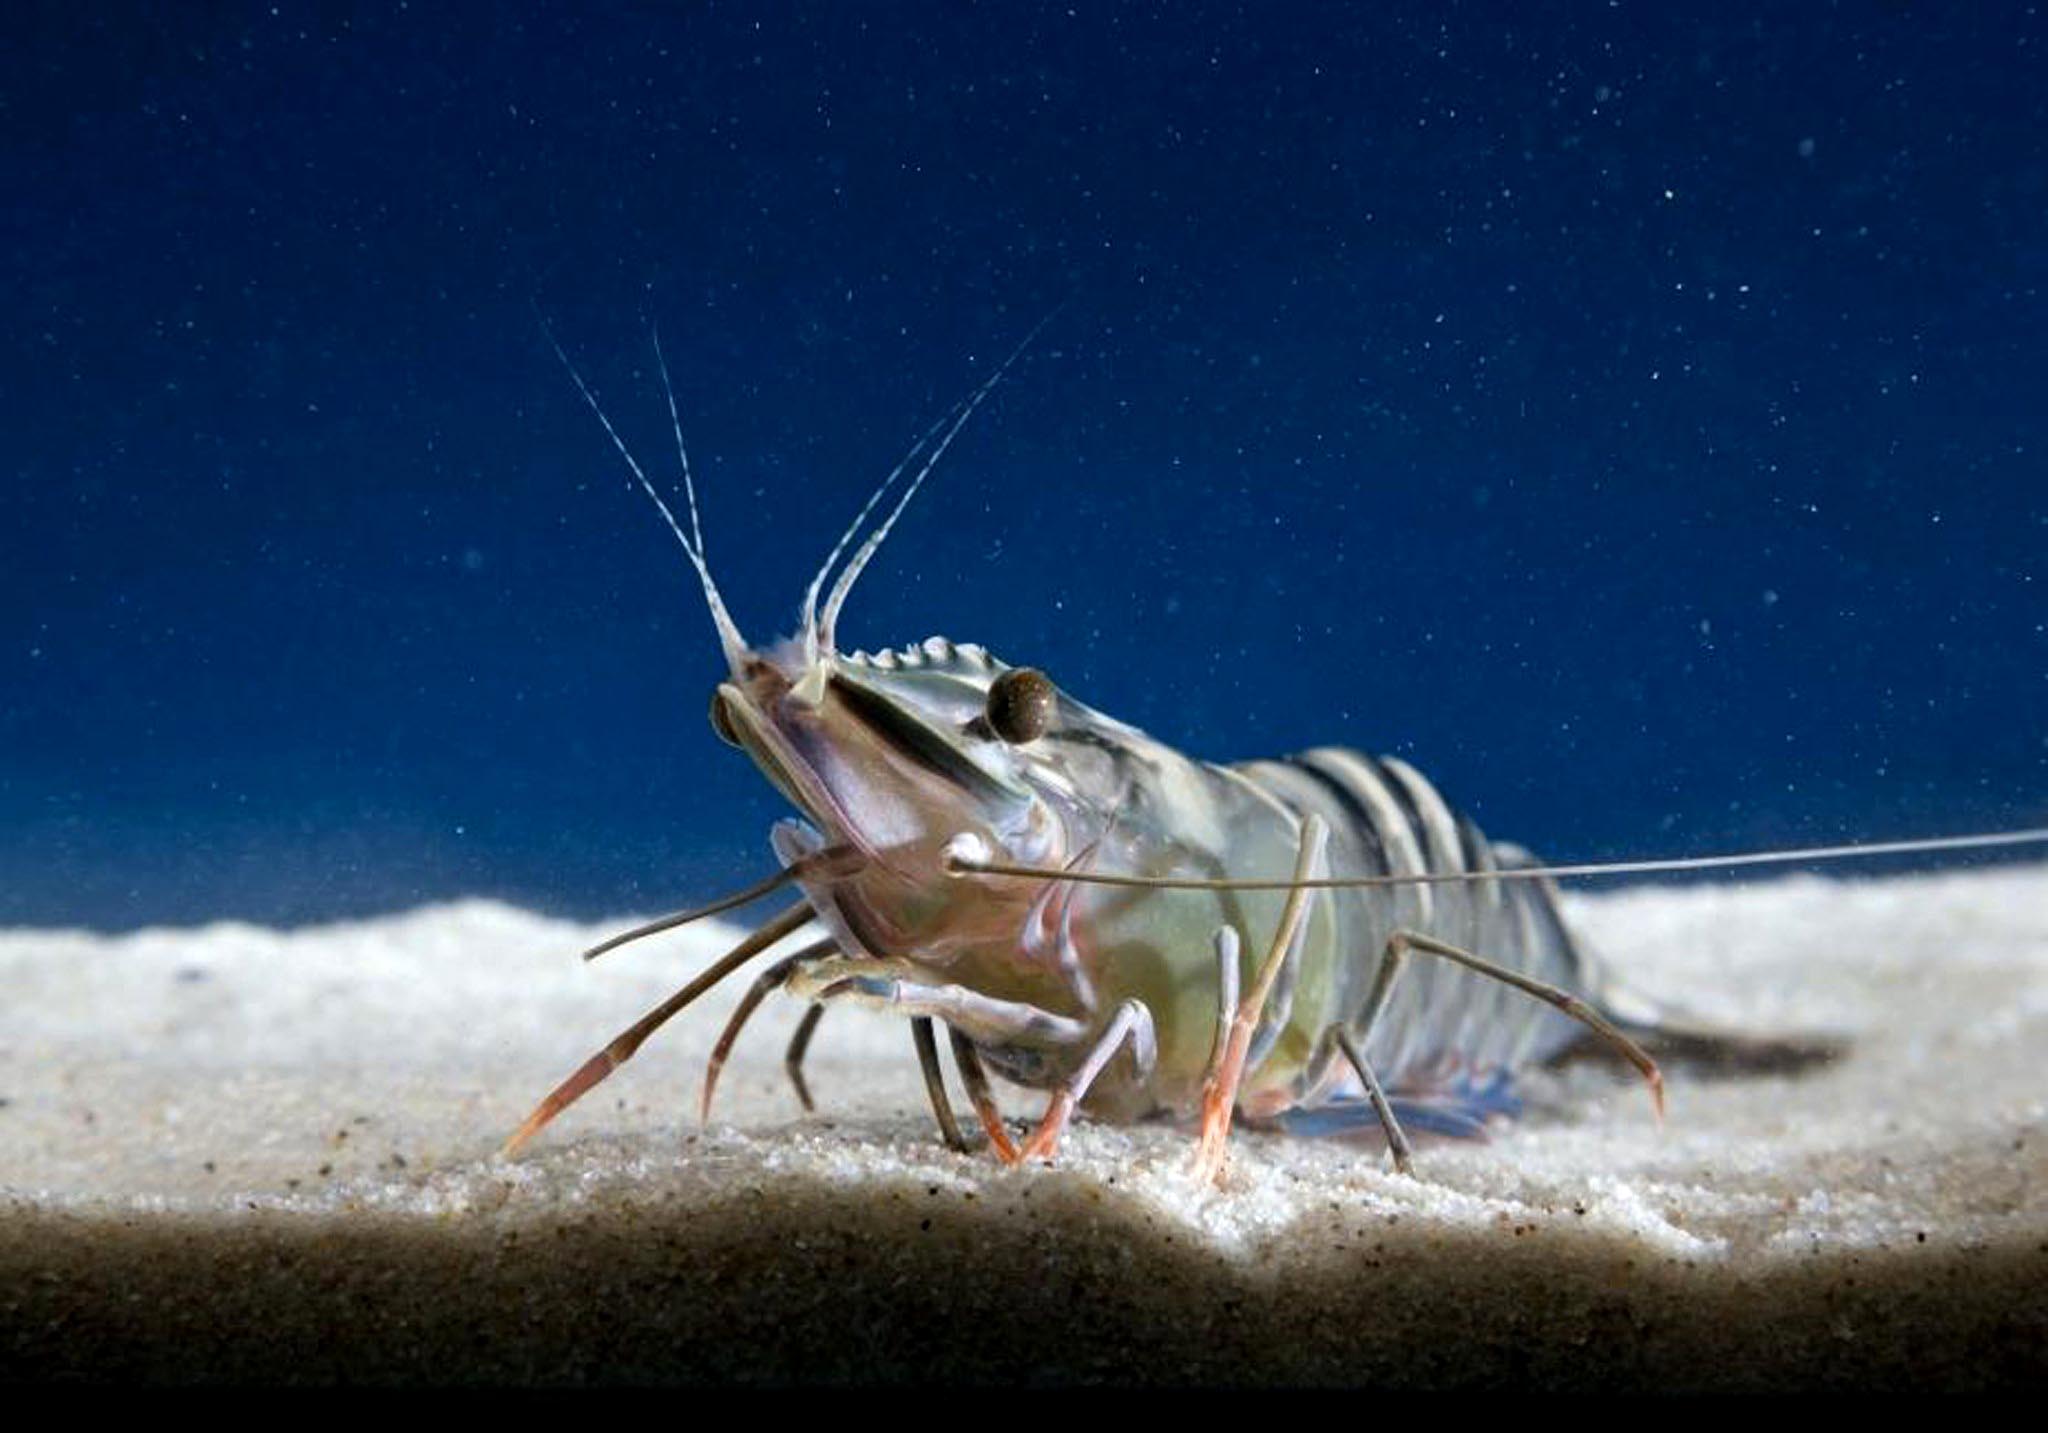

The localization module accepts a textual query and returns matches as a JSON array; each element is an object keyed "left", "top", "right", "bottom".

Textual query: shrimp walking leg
[
  {"left": 794, "top": 959, "right": 1129, "bottom": 1163},
  {"left": 503, "top": 902, "right": 814, "bottom": 1155},
  {"left": 1191, "top": 814, "right": 1331, "bottom": 1185},
  {"left": 910, "top": 1016, "right": 976, "bottom": 1153},
  {"left": 798, "top": 961, "right": 1091, "bottom": 1047},
  {"left": 783, "top": 1003, "right": 825, "bottom": 1111},
  {"left": 1199, "top": 927, "right": 1242, "bottom": 1089},
  {"left": 701, "top": 946, "right": 823, "bottom": 1120},
  {"left": 1331, "top": 1027, "right": 1414, "bottom": 1175},
  {"left": 1355, "top": 929, "right": 1666, "bottom": 1119},
  {"left": 707, "top": 952, "right": 975, "bottom": 1149},
  {"left": 949, "top": 1027, "right": 1020, "bottom": 1161},
  {"left": 1015, "top": 999, "right": 1159, "bottom": 1164}
]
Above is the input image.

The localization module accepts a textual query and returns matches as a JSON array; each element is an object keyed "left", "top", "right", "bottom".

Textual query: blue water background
[{"left": 4, "top": 4, "right": 2044, "bottom": 928}]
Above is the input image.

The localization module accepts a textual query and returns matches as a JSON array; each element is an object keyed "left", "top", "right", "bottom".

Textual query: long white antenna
[
  {"left": 797, "top": 405, "right": 957, "bottom": 665},
  {"left": 544, "top": 320, "right": 750, "bottom": 672},
  {"left": 945, "top": 827, "right": 2048, "bottom": 892},
  {"left": 816, "top": 310, "right": 1062, "bottom": 652}
]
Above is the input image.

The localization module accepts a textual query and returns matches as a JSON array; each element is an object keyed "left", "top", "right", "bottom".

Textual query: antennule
[
  {"left": 797, "top": 406, "right": 954, "bottom": 664},
  {"left": 814, "top": 308, "right": 1065, "bottom": 654}
]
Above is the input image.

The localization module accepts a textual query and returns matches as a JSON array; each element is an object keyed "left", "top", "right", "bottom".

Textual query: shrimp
[{"left": 503, "top": 327, "right": 2048, "bottom": 1180}]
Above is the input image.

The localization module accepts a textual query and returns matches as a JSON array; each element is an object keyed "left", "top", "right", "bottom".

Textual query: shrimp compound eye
[
  {"left": 986, "top": 667, "right": 1056, "bottom": 744},
  {"left": 708, "top": 690, "right": 743, "bottom": 748}
]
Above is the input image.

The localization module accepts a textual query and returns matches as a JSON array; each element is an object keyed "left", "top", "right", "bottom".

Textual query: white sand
[{"left": 2, "top": 866, "right": 2044, "bottom": 1386}]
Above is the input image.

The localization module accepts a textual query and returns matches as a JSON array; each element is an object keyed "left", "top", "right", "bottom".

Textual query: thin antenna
[
  {"left": 815, "top": 307, "right": 1065, "bottom": 653},
  {"left": 541, "top": 316, "right": 750, "bottom": 671},
  {"left": 944, "top": 827, "right": 2048, "bottom": 893},
  {"left": 650, "top": 324, "right": 708, "bottom": 559},
  {"left": 797, "top": 404, "right": 958, "bottom": 665}
]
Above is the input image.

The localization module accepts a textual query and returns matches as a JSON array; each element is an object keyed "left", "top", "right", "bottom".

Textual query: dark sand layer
[
  {"left": 6, "top": 1180, "right": 2040, "bottom": 1387},
  {"left": 3, "top": 871, "right": 2044, "bottom": 1387}
]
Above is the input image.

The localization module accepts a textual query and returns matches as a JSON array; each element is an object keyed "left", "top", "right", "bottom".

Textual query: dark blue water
[{"left": 5, "top": 4, "right": 2044, "bottom": 928}]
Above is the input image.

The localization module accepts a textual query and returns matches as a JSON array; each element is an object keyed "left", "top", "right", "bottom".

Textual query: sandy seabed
[{"left": 2, "top": 865, "right": 2044, "bottom": 1388}]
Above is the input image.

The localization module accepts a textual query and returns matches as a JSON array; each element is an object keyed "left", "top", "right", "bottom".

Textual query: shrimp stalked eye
[
  {"left": 985, "top": 666, "right": 1057, "bottom": 744},
  {"left": 709, "top": 690, "right": 743, "bottom": 747}
]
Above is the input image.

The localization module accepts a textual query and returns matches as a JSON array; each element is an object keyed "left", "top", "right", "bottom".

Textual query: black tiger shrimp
[{"left": 504, "top": 328, "right": 2048, "bottom": 1179}]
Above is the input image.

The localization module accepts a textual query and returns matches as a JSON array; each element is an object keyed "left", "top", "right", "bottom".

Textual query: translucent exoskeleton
[{"left": 503, "top": 327, "right": 2047, "bottom": 1180}]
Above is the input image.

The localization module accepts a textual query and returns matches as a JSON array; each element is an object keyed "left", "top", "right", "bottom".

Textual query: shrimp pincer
[{"left": 504, "top": 326, "right": 2048, "bottom": 1180}]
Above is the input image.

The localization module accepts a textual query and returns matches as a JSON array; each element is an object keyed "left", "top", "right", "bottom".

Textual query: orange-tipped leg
[
  {"left": 501, "top": 902, "right": 812, "bottom": 1156},
  {"left": 504, "top": 1048, "right": 623, "bottom": 1156},
  {"left": 1015, "top": 999, "right": 1156, "bottom": 1166},
  {"left": 1016, "top": 1090, "right": 1077, "bottom": 1164},
  {"left": 1189, "top": 1077, "right": 1238, "bottom": 1187},
  {"left": 1188, "top": 815, "right": 1329, "bottom": 1187},
  {"left": 950, "top": 1029, "right": 1020, "bottom": 1164},
  {"left": 1350, "top": 927, "right": 1667, "bottom": 1137}
]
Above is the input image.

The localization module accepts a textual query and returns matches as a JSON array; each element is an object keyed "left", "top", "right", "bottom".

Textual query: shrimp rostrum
[{"left": 507, "top": 333, "right": 2040, "bottom": 1180}]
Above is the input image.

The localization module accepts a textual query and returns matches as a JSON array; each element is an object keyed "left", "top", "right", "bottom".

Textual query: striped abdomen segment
[{"left": 1230, "top": 746, "right": 1595, "bottom": 1099}]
